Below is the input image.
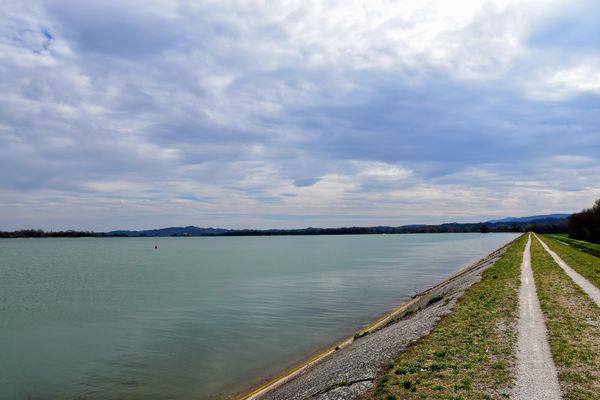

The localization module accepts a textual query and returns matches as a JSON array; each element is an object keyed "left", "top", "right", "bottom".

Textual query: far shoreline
[{"left": 2, "top": 231, "right": 539, "bottom": 239}]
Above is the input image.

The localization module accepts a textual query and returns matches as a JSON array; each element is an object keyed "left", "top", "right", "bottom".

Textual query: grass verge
[
  {"left": 542, "top": 235, "right": 600, "bottom": 288},
  {"left": 368, "top": 234, "right": 526, "bottom": 400},
  {"left": 545, "top": 234, "right": 600, "bottom": 259},
  {"left": 530, "top": 237, "right": 600, "bottom": 399}
]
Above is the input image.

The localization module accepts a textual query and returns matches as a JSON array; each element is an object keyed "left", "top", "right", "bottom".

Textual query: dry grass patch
[
  {"left": 368, "top": 235, "right": 526, "bottom": 400},
  {"left": 530, "top": 238, "right": 600, "bottom": 399}
]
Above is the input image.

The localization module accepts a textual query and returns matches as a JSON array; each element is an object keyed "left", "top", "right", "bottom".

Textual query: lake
[{"left": 0, "top": 233, "right": 518, "bottom": 399}]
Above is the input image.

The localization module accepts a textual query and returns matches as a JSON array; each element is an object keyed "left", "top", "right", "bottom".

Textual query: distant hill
[
  {"left": 97, "top": 214, "right": 570, "bottom": 237},
  {"left": 100, "top": 214, "right": 571, "bottom": 238},
  {"left": 486, "top": 214, "right": 570, "bottom": 224},
  {"left": 103, "top": 226, "right": 229, "bottom": 237},
  {"left": 5, "top": 214, "right": 569, "bottom": 239}
]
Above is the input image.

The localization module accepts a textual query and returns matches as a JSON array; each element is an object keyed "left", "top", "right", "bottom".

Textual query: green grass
[
  {"left": 542, "top": 235, "right": 600, "bottom": 288},
  {"left": 545, "top": 234, "right": 600, "bottom": 259},
  {"left": 369, "top": 234, "right": 526, "bottom": 400},
  {"left": 530, "top": 238, "right": 600, "bottom": 399}
]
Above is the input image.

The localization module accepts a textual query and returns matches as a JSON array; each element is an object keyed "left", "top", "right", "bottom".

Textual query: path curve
[
  {"left": 535, "top": 234, "right": 600, "bottom": 307},
  {"left": 513, "top": 234, "right": 561, "bottom": 400}
]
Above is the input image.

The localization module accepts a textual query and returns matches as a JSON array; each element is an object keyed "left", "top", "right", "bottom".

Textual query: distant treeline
[
  {"left": 0, "top": 229, "right": 96, "bottom": 238},
  {"left": 217, "top": 219, "right": 566, "bottom": 236},
  {"left": 1, "top": 218, "right": 568, "bottom": 238},
  {"left": 568, "top": 199, "right": 600, "bottom": 244}
]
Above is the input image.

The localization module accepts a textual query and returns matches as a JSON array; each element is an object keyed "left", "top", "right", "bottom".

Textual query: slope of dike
[{"left": 239, "top": 236, "right": 521, "bottom": 400}]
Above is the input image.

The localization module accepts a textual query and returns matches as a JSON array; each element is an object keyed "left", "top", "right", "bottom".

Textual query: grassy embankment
[
  {"left": 542, "top": 234, "right": 600, "bottom": 288},
  {"left": 369, "top": 234, "right": 526, "bottom": 400},
  {"left": 545, "top": 234, "right": 600, "bottom": 259},
  {"left": 530, "top": 237, "right": 600, "bottom": 399}
]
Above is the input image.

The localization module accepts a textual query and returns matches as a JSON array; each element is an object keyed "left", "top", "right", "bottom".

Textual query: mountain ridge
[{"left": 486, "top": 213, "right": 570, "bottom": 224}]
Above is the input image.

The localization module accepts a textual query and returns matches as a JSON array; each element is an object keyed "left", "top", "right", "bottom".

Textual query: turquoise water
[{"left": 0, "top": 233, "right": 517, "bottom": 399}]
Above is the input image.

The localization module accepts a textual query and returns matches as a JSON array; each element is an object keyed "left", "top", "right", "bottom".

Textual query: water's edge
[{"left": 237, "top": 234, "right": 522, "bottom": 400}]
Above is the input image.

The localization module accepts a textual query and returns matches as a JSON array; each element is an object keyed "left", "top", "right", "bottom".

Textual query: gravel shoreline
[{"left": 241, "top": 239, "right": 517, "bottom": 400}]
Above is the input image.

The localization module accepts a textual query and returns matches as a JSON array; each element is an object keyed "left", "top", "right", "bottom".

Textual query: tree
[{"left": 568, "top": 199, "right": 600, "bottom": 244}]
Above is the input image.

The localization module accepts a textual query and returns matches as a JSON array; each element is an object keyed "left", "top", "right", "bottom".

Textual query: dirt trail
[
  {"left": 535, "top": 234, "right": 600, "bottom": 307},
  {"left": 513, "top": 234, "right": 561, "bottom": 400}
]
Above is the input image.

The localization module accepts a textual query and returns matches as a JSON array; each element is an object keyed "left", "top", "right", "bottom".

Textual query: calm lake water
[{"left": 0, "top": 233, "right": 517, "bottom": 399}]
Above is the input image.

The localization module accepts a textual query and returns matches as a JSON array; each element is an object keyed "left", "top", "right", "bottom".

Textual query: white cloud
[
  {"left": 530, "top": 63, "right": 600, "bottom": 99},
  {"left": 354, "top": 161, "right": 413, "bottom": 181}
]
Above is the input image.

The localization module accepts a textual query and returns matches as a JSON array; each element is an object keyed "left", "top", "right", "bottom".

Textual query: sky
[{"left": 1, "top": 0, "right": 599, "bottom": 231}]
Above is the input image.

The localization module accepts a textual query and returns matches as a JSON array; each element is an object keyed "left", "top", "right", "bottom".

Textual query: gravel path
[
  {"left": 243, "top": 241, "right": 514, "bottom": 400},
  {"left": 535, "top": 234, "right": 600, "bottom": 307},
  {"left": 512, "top": 234, "right": 561, "bottom": 400}
]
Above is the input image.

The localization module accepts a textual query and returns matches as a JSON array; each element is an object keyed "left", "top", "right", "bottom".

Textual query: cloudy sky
[{"left": 1, "top": 0, "right": 599, "bottom": 230}]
